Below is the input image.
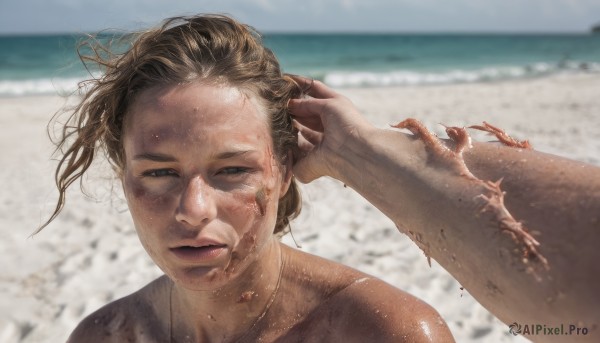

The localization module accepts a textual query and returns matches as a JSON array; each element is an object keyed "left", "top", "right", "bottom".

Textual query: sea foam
[
  {"left": 1, "top": 63, "right": 598, "bottom": 96},
  {"left": 0, "top": 78, "right": 82, "bottom": 97},
  {"left": 323, "top": 62, "right": 600, "bottom": 88}
]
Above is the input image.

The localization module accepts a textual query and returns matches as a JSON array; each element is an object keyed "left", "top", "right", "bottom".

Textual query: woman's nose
[{"left": 175, "top": 176, "right": 217, "bottom": 227}]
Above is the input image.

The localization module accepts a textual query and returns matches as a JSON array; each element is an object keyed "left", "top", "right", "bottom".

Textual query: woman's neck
[{"left": 169, "top": 239, "right": 283, "bottom": 342}]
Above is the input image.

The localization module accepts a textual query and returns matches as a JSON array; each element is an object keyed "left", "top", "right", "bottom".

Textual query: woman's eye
[
  {"left": 142, "top": 169, "right": 177, "bottom": 177},
  {"left": 218, "top": 167, "right": 249, "bottom": 175}
]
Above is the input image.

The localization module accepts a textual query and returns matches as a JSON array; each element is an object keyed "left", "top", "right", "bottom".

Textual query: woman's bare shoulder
[
  {"left": 282, "top": 244, "right": 365, "bottom": 283},
  {"left": 329, "top": 277, "right": 455, "bottom": 342},
  {"left": 281, "top": 245, "right": 455, "bottom": 342},
  {"left": 66, "top": 276, "right": 170, "bottom": 343}
]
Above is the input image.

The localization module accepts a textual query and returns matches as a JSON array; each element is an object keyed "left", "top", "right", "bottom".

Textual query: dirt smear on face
[
  {"left": 224, "top": 231, "right": 257, "bottom": 276},
  {"left": 237, "top": 290, "right": 256, "bottom": 303},
  {"left": 392, "top": 118, "right": 549, "bottom": 278},
  {"left": 254, "top": 187, "right": 268, "bottom": 217},
  {"left": 223, "top": 186, "right": 272, "bottom": 276}
]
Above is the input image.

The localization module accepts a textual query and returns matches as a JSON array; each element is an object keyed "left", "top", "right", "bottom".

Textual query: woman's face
[{"left": 121, "top": 82, "right": 291, "bottom": 290}]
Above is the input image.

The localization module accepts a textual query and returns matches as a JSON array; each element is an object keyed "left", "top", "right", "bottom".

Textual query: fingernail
[{"left": 287, "top": 98, "right": 299, "bottom": 107}]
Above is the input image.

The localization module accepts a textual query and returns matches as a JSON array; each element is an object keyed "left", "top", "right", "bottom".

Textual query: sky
[{"left": 1, "top": 0, "right": 599, "bottom": 34}]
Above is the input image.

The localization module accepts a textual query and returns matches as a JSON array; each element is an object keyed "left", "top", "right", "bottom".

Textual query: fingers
[
  {"left": 290, "top": 103, "right": 324, "bottom": 132},
  {"left": 291, "top": 122, "right": 322, "bottom": 184},
  {"left": 288, "top": 97, "right": 323, "bottom": 118},
  {"left": 288, "top": 97, "right": 328, "bottom": 132},
  {"left": 296, "top": 130, "right": 315, "bottom": 153},
  {"left": 292, "top": 150, "right": 319, "bottom": 184},
  {"left": 296, "top": 121, "right": 323, "bottom": 146},
  {"left": 287, "top": 76, "right": 340, "bottom": 130},
  {"left": 287, "top": 74, "right": 339, "bottom": 99},
  {"left": 291, "top": 132, "right": 316, "bottom": 184}
]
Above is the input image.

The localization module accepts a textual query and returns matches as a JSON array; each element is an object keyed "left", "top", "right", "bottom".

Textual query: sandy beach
[{"left": 1, "top": 73, "right": 598, "bottom": 342}]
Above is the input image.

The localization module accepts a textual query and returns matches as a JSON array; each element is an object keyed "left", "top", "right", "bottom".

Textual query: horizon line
[{"left": 0, "top": 29, "right": 597, "bottom": 37}]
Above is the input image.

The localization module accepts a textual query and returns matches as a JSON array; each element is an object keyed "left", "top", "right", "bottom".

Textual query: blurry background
[
  {"left": 1, "top": 1, "right": 599, "bottom": 343},
  {"left": 1, "top": 0, "right": 600, "bottom": 95}
]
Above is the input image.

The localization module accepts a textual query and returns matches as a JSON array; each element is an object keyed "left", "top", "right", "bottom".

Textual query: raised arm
[{"left": 289, "top": 77, "right": 600, "bottom": 339}]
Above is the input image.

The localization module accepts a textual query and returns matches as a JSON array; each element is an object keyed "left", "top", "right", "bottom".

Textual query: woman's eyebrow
[
  {"left": 213, "top": 150, "right": 255, "bottom": 160},
  {"left": 132, "top": 150, "right": 258, "bottom": 162},
  {"left": 133, "top": 152, "right": 177, "bottom": 162}
]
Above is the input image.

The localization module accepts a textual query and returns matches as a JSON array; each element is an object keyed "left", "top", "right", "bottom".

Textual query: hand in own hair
[{"left": 288, "top": 76, "right": 374, "bottom": 183}]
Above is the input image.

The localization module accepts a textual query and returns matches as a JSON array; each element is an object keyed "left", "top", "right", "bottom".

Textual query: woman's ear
[{"left": 279, "top": 149, "right": 294, "bottom": 198}]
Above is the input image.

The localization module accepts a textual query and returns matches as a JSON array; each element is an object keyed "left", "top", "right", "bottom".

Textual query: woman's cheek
[
  {"left": 225, "top": 185, "right": 277, "bottom": 230},
  {"left": 225, "top": 189, "right": 263, "bottom": 223},
  {"left": 252, "top": 160, "right": 282, "bottom": 219},
  {"left": 221, "top": 186, "right": 278, "bottom": 276},
  {"left": 254, "top": 187, "right": 267, "bottom": 216},
  {"left": 123, "top": 178, "right": 176, "bottom": 270},
  {"left": 124, "top": 176, "right": 177, "bottom": 224}
]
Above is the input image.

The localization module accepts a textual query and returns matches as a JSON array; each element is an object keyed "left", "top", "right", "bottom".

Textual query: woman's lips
[{"left": 170, "top": 244, "right": 227, "bottom": 263}]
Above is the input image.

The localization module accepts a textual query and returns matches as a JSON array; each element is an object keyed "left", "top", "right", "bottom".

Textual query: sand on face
[{"left": 1, "top": 73, "right": 598, "bottom": 343}]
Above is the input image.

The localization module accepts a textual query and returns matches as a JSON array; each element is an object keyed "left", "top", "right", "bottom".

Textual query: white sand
[{"left": 1, "top": 73, "right": 598, "bottom": 342}]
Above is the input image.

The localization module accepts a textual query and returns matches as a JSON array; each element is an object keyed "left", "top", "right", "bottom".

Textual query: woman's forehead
[
  {"left": 128, "top": 82, "right": 267, "bottom": 125},
  {"left": 123, "top": 82, "right": 272, "bottom": 152}
]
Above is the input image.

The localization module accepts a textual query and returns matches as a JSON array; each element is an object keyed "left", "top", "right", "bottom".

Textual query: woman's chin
[{"left": 170, "top": 266, "right": 233, "bottom": 290}]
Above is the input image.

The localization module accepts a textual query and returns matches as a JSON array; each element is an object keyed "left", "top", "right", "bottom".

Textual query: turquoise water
[{"left": 1, "top": 33, "right": 599, "bottom": 95}]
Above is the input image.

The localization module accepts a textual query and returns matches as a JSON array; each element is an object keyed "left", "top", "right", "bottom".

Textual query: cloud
[
  {"left": 1, "top": 0, "right": 599, "bottom": 33},
  {"left": 340, "top": 0, "right": 357, "bottom": 11},
  {"left": 243, "top": 0, "right": 276, "bottom": 12}
]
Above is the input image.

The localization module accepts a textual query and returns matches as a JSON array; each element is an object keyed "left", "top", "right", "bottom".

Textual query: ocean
[{"left": 1, "top": 33, "right": 599, "bottom": 96}]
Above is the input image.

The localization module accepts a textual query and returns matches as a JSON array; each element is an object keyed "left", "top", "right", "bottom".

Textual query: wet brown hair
[{"left": 41, "top": 14, "right": 302, "bottom": 234}]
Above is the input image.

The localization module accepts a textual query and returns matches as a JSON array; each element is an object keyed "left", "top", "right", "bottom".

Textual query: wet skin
[
  {"left": 121, "top": 82, "right": 291, "bottom": 340},
  {"left": 67, "top": 81, "right": 455, "bottom": 342},
  {"left": 67, "top": 246, "right": 455, "bottom": 343},
  {"left": 289, "top": 77, "right": 600, "bottom": 342},
  {"left": 121, "top": 83, "right": 288, "bottom": 291}
]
